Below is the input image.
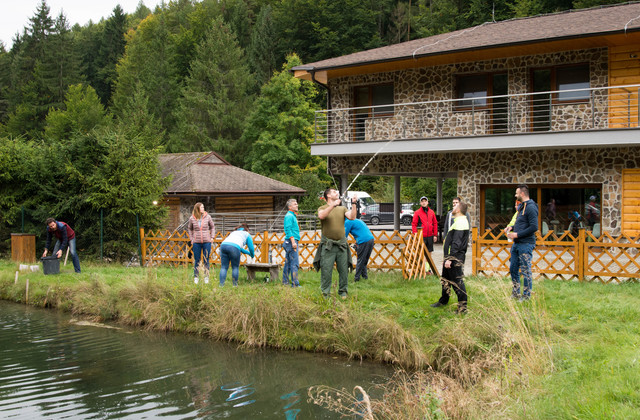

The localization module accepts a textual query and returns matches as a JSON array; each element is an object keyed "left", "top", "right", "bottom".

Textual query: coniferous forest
[{"left": 0, "top": 0, "right": 621, "bottom": 257}]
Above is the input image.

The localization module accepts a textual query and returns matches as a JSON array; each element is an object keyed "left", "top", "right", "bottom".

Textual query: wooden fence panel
[
  {"left": 142, "top": 228, "right": 638, "bottom": 283},
  {"left": 473, "top": 228, "right": 640, "bottom": 283},
  {"left": 584, "top": 231, "right": 640, "bottom": 283},
  {"left": 142, "top": 229, "right": 412, "bottom": 272},
  {"left": 369, "top": 230, "right": 409, "bottom": 270}
]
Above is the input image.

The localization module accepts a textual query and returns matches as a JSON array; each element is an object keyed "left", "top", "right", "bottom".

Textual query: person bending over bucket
[{"left": 42, "top": 218, "right": 81, "bottom": 273}]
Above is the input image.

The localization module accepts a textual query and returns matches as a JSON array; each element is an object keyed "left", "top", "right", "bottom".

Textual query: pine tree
[
  {"left": 5, "top": 0, "right": 55, "bottom": 130},
  {"left": 75, "top": 21, "right": 104, "bottom": 105},
  {"left": 169, "top": 18, "right": 253, "bottom": 159},
  {"left": 112, "top": 12, "right": 180, "bottom": 138},
  {"left": 0, "top": 47, "right": 10, "bottom": 122},
  {"left": 116, "top": 82, "right": 165, "bottom": 150},
  {"left": 247, "top": 5, "right": 277, "bottom": 89},
  {"left": 95, "top": 5, "right": 128, "bottom": 105},
  {"left": 43, "top": 13, "right": 83, "bottom": 109},
  {"left": 44, "top": 84, "right": 111, "bottom": 142}
]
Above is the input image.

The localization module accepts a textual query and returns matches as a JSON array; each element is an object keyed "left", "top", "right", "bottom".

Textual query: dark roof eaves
[
  {"left": 299, "top": 27, "right": 640, "bottom": 74},
  {"left": 163, "top": 190, "right": 305, "bottom": 195}
]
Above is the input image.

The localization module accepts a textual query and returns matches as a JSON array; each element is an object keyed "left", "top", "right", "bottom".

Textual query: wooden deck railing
[
  {"left": 140, "top": 228, "right": 414, "bottom": 273},
  {"left": 472, "top": 227, "right": 640, "bottom": 283}
]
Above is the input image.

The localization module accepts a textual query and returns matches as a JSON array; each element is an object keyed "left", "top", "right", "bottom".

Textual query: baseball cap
[{"left": 420, "top": 196, "right": 428, "bottom": 201}]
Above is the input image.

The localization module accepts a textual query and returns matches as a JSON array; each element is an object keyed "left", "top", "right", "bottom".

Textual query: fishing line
[
  {"left": 267, "top": 206, "right": 288, "bottom": 232},
  {"left": 341, "top": 136, "right": 396, "bottom": 200}
]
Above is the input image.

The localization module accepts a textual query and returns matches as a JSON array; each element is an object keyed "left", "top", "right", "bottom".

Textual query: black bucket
[{"left": 41, "top": 256, "right": 60, "bottom": 275}]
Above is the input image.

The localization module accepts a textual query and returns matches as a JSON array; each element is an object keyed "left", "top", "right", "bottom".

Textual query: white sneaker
[
  {"left": 204, "top": 277, "right": 209, "bottom": 284},
  {"left": 194, "top": 277, "right": 199, "bottom": 284}
]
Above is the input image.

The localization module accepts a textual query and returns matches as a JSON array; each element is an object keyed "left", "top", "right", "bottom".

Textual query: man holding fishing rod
[{"left": 315, "top": 188, "right": 357, "bottom": 299}]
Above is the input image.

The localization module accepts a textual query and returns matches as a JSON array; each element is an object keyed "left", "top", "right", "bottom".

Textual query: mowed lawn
[{"left": 1, "top": 260, "right": 639, "bottom": 419}]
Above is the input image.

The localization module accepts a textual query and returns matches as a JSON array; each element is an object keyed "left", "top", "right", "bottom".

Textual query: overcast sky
[{"left": 1, "top": 0, "right": 166, "bottom": 49}]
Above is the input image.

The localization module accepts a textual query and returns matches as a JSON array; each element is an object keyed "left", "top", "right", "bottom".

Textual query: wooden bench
[{"left": 244, "top": 262, "right": 280, "bottom": 281}]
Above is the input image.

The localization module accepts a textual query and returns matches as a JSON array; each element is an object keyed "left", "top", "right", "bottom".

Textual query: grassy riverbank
[{"left": 1, "top": 260, "right": 639, "bottom": 419}]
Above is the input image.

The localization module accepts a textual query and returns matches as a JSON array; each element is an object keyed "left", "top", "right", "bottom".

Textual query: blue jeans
[
  {"left": 282, "top": 239, "right": 299, "bottom": 286},
  {"left": 219, "top": 244, "right": 241, "bottom": 286},
  {"left": 53, "top": 238, "right": 81, "bottom": 273},
  {"left": 510, "top": 242, "right": 535, "bottom": 298},
  {"left": 192, "top": 242, "right": 211, "bottom": 278}
]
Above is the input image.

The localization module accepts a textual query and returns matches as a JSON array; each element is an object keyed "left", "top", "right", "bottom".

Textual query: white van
[{"left": 345, "top": 191, "right": 375, "bottom": 209}]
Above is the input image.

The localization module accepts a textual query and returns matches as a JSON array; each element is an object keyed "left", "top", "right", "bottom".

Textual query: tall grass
[
  {"left": 2, "top": 261, "right": 639, "bottom": 418},
  {"left": 308, "top": 277, "right": 554, "bottom": 419},
  {"left": 0, "top": 263, "right": 427, "bottom": 368}
]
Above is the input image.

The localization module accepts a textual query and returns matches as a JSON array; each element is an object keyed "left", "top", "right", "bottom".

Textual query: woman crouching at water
[
  {"left": 187, "top": 202, "right": 215, "bottom": 284},
  {"left": 219, "top": 223, "right": 255, "bottom": 286}
]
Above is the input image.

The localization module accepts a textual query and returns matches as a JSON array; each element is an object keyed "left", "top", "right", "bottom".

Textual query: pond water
[{"left": 0, "top": 300, "right": 393, "bottom": 419}]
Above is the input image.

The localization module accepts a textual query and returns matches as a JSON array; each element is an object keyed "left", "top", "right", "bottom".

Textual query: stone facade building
[{"left": 294, "top": 3, "right": 640, "bottom": 236}]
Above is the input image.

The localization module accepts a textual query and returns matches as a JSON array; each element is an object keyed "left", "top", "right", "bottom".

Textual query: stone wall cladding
[
  {"left": 327, "top": 48, "right": 608, "bottom": 142},
  {"left": 329, "top": 146, "right": 640, "bottom": 235}
]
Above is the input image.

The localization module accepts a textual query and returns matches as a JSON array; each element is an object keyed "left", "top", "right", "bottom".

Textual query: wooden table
[{"left": 244, "top": 262, "right": 281, "bottom": 281}]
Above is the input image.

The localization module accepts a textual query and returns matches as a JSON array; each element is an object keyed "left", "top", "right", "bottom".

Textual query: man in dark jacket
[
  {"left": 42, "top": 218, "right": 81, "bottom": 273},
  {"left": 506, "top": 184, "right": 538, "bottom": 301},
  {"left": 444, "top": 196, "right": 471, "bottom": 233},
  {"left": 431, "top": 201, "right": 469, "bottom": 313}
]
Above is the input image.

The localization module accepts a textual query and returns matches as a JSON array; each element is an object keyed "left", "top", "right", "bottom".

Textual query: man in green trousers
[{"left": 316, "top": 188, "right": 357, "bottom": 299}]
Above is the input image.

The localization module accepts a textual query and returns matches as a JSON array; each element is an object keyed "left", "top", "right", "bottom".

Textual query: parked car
[{"left": 361, "top": 203, "right": 414, "bottom": 225}]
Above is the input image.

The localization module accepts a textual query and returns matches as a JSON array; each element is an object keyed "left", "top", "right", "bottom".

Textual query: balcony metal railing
[{"left": 313, "top": 84, "right": 640, "bottom": 144}]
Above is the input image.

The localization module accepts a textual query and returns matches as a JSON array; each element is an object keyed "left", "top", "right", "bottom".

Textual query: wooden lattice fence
[
  {"left": 402, "top": 231, "right": 439, "bottom": 280},
  {"left": 140, "top": 229, "right": 417, "bottom": 274},
  {"left": 472, "top": 227, "right": 640, "bottom": 283},
  {"left": 141, "top": 227, "right": 639, "bottom": 282}
]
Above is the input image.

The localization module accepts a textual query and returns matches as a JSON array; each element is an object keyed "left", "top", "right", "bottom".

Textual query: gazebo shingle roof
[
  {"left": 159, "top": 152, "right": 305, "bottom": 195},
  {"left": 293, "top": 2, "right": 640, "bottom": 72}
]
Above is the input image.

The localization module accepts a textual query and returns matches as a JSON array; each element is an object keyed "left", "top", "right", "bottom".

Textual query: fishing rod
[{"left": 340, "top": 137, "right": 397, "bottom": 202}]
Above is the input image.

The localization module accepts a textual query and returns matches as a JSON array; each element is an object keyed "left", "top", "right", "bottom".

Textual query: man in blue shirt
[
  {"left": 506, "top": 184, "right": 539, "bottom": 301},
  {"left": 344, "top": 218, "right": 375, "bottom": 282},
  {"left": 283, "top": 199, "right": 301, "bottom": 287}
]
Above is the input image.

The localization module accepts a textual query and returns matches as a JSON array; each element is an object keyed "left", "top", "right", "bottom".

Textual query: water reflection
[{"left": 0, "top": 301, "right": 391, "bottom": 419}]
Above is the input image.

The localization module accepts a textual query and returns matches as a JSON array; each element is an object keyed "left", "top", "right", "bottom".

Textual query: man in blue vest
[
  {"left": 344, "top": 218, "right": 375, "bottom": 282},
  {"left": 283, "top": 199, "right": 301, "bottom": 287},
  {"left": 42, "top": 218, "right": 81, "bottom": 273}
]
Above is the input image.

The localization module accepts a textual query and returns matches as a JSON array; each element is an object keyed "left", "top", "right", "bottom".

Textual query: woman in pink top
[{"left": 187, "top": 202, "right": 215, "bottom": 284}]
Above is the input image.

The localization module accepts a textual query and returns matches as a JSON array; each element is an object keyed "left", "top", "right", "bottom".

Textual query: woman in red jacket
[
  {"left": 187, "top": 202, "right": 215, "bottom": 284},
  {"left": 411, "top": 196, "right": 438, "bottom": 253}
]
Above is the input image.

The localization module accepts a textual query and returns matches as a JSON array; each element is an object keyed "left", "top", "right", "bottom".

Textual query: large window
[
  {"left": 532, "top": 64, "right": 590, "bottom": 100},
  {"left": 352, "top": 84, "right": 394, "bottom": 141},
  {"left": 531, "top": 64, "right": 591, "bottom": 131},
  {"left": 353, "top": 84, "right": 394, "bottom": 116},
  {"left": 457, "top": 74, "right": 488, "bottom": 107},
  {"left": 556, "top": 65, "right": 590, "bottom": 101},
  {"left": 455, "top": 73, "right": 508, "bottom": 132},
  {"left": 481, "top": 184, "right": 601, "bottom": 236}
]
